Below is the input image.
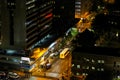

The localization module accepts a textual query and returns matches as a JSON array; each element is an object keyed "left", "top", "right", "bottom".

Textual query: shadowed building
[
  {"left": 71, "top": 47, "right": 120, "bottom": 80},
  {"left": 53, "top": 0, "right": 75, "bottom": 35},
  {"left": 0, "top": 0, "right": 54, "bottom": 50}
]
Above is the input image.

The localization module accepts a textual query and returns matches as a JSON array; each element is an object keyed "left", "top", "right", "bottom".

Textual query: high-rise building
[
  {"left": 53, "top": 0, "right": 75, "bottom": 35},
  {"left": 75, "top": 0, "right": 93, "bottom": 18},
  {"left": 0, "top": 0, "right": 54, "bottom": 50}
]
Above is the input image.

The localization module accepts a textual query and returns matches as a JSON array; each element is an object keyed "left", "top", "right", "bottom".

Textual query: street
[{"left": 31, "top": 53, "right": 72, "bottom": 80}]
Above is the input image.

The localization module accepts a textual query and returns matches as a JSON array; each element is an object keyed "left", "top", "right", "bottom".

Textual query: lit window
[
  {"left": 92, "top": 59, "right": 95, "bottom": 63},
  {"left": 117, "top": 76, "right": 120, "bottom": 79},
  {"left": 101, "top": 68, "right": 104, "bottom": 71},
  {"left": 101, "top": 60, "right": 104, "bottom": 63},
  {"left": 82, "top": 73, "right": 86, "bottom": 76},
  {"left": 75, "top": 5, "right": 81, "bottom": 8},
  {"left": 92, "top": 66, "right": 95, "bottom": 70},
  {"left": 72, "top": 64, "right": 74, "bottom": 67},
  {"left": 75, "top": 9, "right": 81, "bottom": 11},
  {"left": 86, "top": 73, "right": 88, "bottom": 76},
  {"left": 116, "top": 32, "right": 119, "bottom": 37},
  {"left": 26, "top": 0, "right": 36, "bottom": 5},
  {"left": 76, "top": 73, "right": 79, "bottom": 75},
  {"left": 83, "top": 58, "right": 89, "bottom": 62},
  {"left": 77, "top": 65, "right": 80, "bottom": 68},
  {"left": 86, "top": 66, "right": 89, "bottom": 69},
  {"left": 97, "top": 68, "right": 100, "bottom": 71},
  {"left": 86, "top": 59, "right": 90, "bottom": 62},
  {"left": 75, "top": 2, "right": 81, "bottom": 4},
  {"left": 98, "top": 60, "right": 101, "bottom": 63},
  {"left": 27, "top": 4, "right": 35, "bottom": 10}
]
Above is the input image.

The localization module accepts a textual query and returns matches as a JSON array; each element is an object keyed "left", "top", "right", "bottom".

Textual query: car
[
  {"left": 49, "top": 53, "right": 56, "bottom": 59},
  {"left": 8, "top": 72, "right": 19, "bottom": 79},
  {"left": 52, "top": 52, "right": 59, "bottom": 57},
  {"left": 0, "top": 71, "right": 7, "bottom": 79},
  {"left": 46, "top": 63, "right": 51, "bottom": 69}
]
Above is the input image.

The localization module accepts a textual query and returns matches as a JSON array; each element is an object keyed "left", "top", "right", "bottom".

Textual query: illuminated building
[
  {"left": 72, "top": 47, "right": 120, "bottom": 79},
  {"left": 0, "top": 0, "right": 55, "bottom": 72},
  {"left": 0, "top": 0, "right": 54, "bottom": 50},
  {"left": 75, "top": 0, "right": 81, "bottom": 18},
  {"left": 75, "top": 0, "right": 93, "bottom": 18}
]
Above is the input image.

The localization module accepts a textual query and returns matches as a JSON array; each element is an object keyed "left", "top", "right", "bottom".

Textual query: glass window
[
  {"left": 98, "top": 60, "right": 101, "bottom": 63},
  {"left": 101, "top": 60, "right": 104, "bottom": 63},
  {"left": 75, "top": 5, "right": 81, "bottom": 8},
  {"left": 92, "top": 59, "right": 95, "bottom": 63},
  {"left": 72, "top": 64, "right": 74, "bottom": 67},
  {"left": 101, "top": 68, "right": 104, "bottom": 71},
  {"left": 97, "top": 68, "right": 100, "bottom": 71},
  {"left": 75, "top": 9, "right": 81, "bottom": 12},
  {"left": 27, "top": 4, "right": 35, "bottom": 10},
  {"left": 86, "top": 66, "right": 89, "bottom": 69},
  {"left": 86, "top": 59, "right": 90, "bottom": 62},
  {"left": 76, "top": 72, "right": 79, "bottom": 75},
  {"left": 75, "top": 2, "right": 81, "bottom": 4},
  {"left": 92, "top": 66, "right": 95, "bottom": 70},
  {"left": 77, "top": 65, "right": 80, "bottom": 68},
  {"left": 82, "top": 73, "right": 85, "bottom": 76}
]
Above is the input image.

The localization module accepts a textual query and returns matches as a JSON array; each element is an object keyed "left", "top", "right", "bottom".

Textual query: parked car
[
  {"left": 8, "top": 72, "right": 19, "bottom": 79},
  {"left": 0, "top": 71, "right": 7, "bottom": 79},
  {"left": 49, "top": 53, "right": 56, "bottom": 59},
  {"left": 46, "top": 63, "right": 51, "bottom": 69}
]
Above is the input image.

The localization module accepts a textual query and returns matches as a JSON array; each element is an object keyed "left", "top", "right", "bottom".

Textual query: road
[
  {"left": 0, "top": 50, "right": 72, "bottom": 80},
  {"left": 18, "top": 53, "right": 72, "bottom": 80},
  {"left": 31, "top": 53, "right": 72, "bottom": 80}
]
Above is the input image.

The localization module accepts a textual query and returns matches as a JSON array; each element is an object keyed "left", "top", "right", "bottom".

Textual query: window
[
  {"left": 75, "top": 2, "right": 81, "bottom": 4},
  {"left": 75, "top": 9, "right": 81, "bottom": 12},
  {"left": 27, "top": 4, "right": 35, "bottom": 10},
  {"left": 82, "top": 73, "right": 88, "bottom": 76},
  {"left": 92, "top": 66, "right": 95, "bottom": 70},
  {"left": 86, "top": 66, "right": 89, "bottom": 69},
  {"left": 92, "top": 59, "right": 95, "bottom": 63},
  {"left": 97, "top": 68, "right": 100, "bottom": 71},
  {"left": 86, "top": 59, "right": 89, "bottom": 62},
  {"left": 82, "top": 73, "right": 85, "bottom": 76},
  {"left": 72, "top": 64, "right": 74, "bottom": 67},
  {"left": 26, "top": 0, "right": 36, "bottom": 5},
  {"left": 101, "top": 68, "right": 104, "bottom": 71},
  {"left": 98, "top": 60, "right": 101, "bottom": 63},
  {"left": 77, "top": 65, "right": 80, "bottom": 68},
  {"left": 101, "top": 60, "right": 104, "bottom": 63},
  {"left": 76, "top": 72, "right": 79, "bottom": 75},
  {"left": 75, "top": 5, "right": 81, "bottom": 8},
  {"left": 98, "top": 60, "right": 104, "bottom": 63}
]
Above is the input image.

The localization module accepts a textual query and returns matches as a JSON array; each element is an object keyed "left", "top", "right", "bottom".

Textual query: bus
[{"left": 59, "top": 48, "right": 69, "bottom": 59}]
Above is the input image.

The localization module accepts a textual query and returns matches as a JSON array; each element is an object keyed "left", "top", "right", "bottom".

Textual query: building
[
  {"left": 0, "top": 0, "right": 54, "bottom": 50},
  {"left": 53, "top": 0, "right": 75, "bottom": 35},
  {"left": 75, "top": 0, "right": 93, "bottom": 18},
  {"left": 0, "top": 0, "right": 77, "bottom": 72},
  {"left": 71, "top": 47, "right": 120, "bottom": 79}
]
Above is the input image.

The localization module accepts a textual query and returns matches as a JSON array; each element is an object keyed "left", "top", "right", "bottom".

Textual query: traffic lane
[
  {"left": 47, "top": 54, "right": 70, "bottom": 73},
  {"left": 29, "top": 76, "right": 58, "bottom": 80}
]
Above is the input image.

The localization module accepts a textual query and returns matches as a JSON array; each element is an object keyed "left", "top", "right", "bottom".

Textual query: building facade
[
  {"left": 53, "top": 0, "right": 75, "bottom": 35},
  {"left": 72, "top": 47, "right": 120, "bottom": 79},
  {"left": 0, "top": 0, "right": 54, "bottom": 50},
  {"left": 75, "top": 0, "right": 93, "bottom": 18}
]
